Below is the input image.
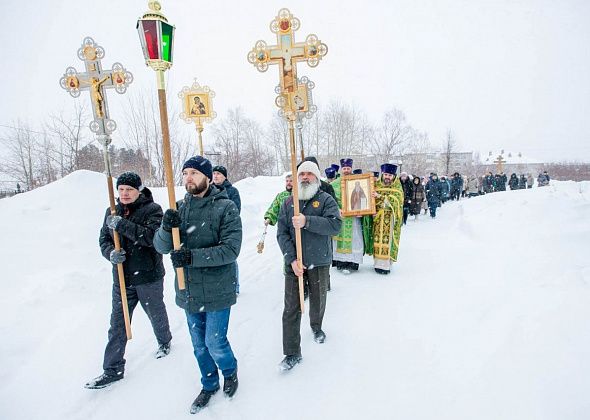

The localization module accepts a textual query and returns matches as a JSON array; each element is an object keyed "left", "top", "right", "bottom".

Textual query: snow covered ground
[{"left": 1, "top": 170, "right": 589, "bottom": 420}]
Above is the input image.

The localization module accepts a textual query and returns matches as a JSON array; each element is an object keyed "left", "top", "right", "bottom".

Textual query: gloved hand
[
  {"left": 162, "top": 209, "right": 181, "bottom": 232},
  {"left": 110, "top": 249, "right": 126, "bottom": 264},
  {"left": 170, "top": 248, "right": 192, "bottom": 268},
  {"left": 106, "top": 215, "right": 122, "bottom": 230}
]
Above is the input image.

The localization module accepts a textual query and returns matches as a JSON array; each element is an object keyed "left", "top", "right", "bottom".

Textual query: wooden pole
[
  {"left": 156, "top": 69, "right": 186, "bottom": 290},
  {"left": 100, "top": 137, "right": 132, "bottom": 340},
  {"left": 197, "top": 126, "right": 204, "bottom": 156},
  {"left": 298, "top": 125, "right": 305, "bottom": 161},
  {"left": 288, "top": 120, "right": 305, "bottom": 313}
]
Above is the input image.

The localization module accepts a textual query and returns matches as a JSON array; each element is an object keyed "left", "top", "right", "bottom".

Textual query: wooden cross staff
[
  {"left": 248, "top": 8, "right": 327, "bottom": 313},
  {"left": 60, "top": 37, "right": 134, "bottom": 340},
  {"left": 494, "top": 155, "right": 506, "bottom": 174}
]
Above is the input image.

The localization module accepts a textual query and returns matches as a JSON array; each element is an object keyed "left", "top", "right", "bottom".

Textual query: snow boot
[
  {"left": 190, "top": 388, "right": 219, "bottom": 414},
  {"left": 313, "top": 330, "right": 326, "bottom": 344},
  {"left": 155, "top": 341, "right": 171, "bottom": 359},
  {"left": 84, "top": 372, "right": 123, "bottom": 389},
  {"left": 374, "top": 268, "right": 390, "bottom": 275},
  {"left": 279, "top": 354, "right": 302, "bottom": 371},
  {"left": 223, "top": 370, "right": 239, "bottom": 398}
]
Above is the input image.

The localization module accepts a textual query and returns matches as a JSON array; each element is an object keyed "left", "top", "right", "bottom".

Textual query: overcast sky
[{"left": 1, "top": 0, "right": 589, "bottom": 162}]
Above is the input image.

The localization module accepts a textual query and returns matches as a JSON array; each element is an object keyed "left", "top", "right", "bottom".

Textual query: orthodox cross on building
[
  {"left": 60, "top": 37, "right": 133, "bottom": 136},
  {"left": 494, "top": 154, "right": 506, "bottom": 173},
  {"left": 248, "top": 8, "right": 327, "bottom": 121}
]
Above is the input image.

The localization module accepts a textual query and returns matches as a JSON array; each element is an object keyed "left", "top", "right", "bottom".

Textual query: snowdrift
[{"left": 1, "top": 171, "right": 589, "bottom": 420}]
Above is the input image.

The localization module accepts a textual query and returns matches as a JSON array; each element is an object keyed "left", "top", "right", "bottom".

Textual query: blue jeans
[{"left": 186, "top": 308, "right": 237, "bottom": 391}]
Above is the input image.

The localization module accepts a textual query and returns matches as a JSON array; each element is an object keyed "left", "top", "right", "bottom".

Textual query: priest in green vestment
[{"left": 370, "top": 163, "right": 404, "bottom": 275}]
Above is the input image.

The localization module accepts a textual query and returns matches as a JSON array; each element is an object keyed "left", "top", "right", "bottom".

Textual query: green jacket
[
  {"left": 264, "top": 190, "right": 291, "bottom": 226},
  {"left": 154, "top": 185, "right": 242, "bottom": 313}
]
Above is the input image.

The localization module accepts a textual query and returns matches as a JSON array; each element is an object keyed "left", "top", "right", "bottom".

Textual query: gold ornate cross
[
  {"left": 60, "top": 37, "right": 133, "bottom": 136},
  {"left": 494, "top": 154, "right": 506, "bottom": 173},
  {"left": 248, "top": 8, "right": 327, "bottom": 120}
]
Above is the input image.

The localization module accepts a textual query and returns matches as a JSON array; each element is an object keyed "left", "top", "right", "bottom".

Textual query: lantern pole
[{"left": 137, "top": 1, "right": 185, "bottom": 290}]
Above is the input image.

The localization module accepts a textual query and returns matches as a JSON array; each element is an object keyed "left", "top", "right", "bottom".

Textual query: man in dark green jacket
[
  {"left": 277, "top": 161, "right": 341, "bottom": 371},
  {"left": 154, "top": 156, "right": 242, "bottom": 414}
]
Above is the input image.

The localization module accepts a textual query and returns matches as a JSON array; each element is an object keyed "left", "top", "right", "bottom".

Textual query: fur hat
[
  {"left": 116, "top": 172, "right": 142, "bottom": 190},
  {"left": 182, "top": 156, "right": 213, "bottom": 180},
  {"left": 297, "top": 160, "right": 321, "bottom": 181}
]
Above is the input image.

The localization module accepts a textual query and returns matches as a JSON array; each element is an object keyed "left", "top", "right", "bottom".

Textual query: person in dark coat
[
  {"left": 85, "top": 172, "right": 172, "bottom": 390},
  {"left": 450, "top": 172, "right": 463, "bottom": 201},
  {"left": 439, "top": 176, "right": 450, "bottom": 203},
  {"left": 484, "top": 172, "right": 495, "bottom": 193},
  {"left": 154, "top": 156, "right": 242, "bottom": 413},
  {"left": 518, "top": 174, "right": 527, "bottom": 189},
  {"left": 399, "top": 172, "right": 414, "bottom": 225},
  {"left": 509, "top": 173, "right": 519, "bottom": 190},
  {"left": 277, "top": 160, "right": 341, "bottom": 371},
  {"left": 495, "top": 172, "right": 507, "bottom": 191},
  {"left": 409, "top": 175, "right": 425, "bottom": 219},
  {"left": 212, "top": 165, "right": 242, "bottom": 294},
  {"left": 212, "top": 165, "right": 241, "bottom": 213},
  {"left": 426, "top": 174, "right": 442, "bottom": 218}
]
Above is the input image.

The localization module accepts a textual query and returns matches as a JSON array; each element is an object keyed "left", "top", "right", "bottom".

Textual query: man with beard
[
  {"left": 331, "top": 158, "right": 373, "bottom": 274},
  {"left": 277, "top": 161, "right": 341, "bottom": 370},
  {"left": 86, "top": 172, "right": 172, "bottom": 389},
  {"left": 264, "top": 174, "right": 293, "bottom": 226},
  {"left": 369, "top": 164, "right": 404, "bottom": 274},
  {"left": 154, "top": 156, "right": 242, "bottom": 413},
  {"left": 299, "top": 156, "right": 336, "bottom": 201}
]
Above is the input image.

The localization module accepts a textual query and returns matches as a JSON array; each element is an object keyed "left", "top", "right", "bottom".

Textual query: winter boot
[
  {"left": 84, "top": 372, "right": 123, "bottom": 389},
  {"left": 313, "top": 329, "right": 326, "bottom": 344},
  {"left": 223, "top": 370, "right": 239, "bottom": 398},
  {"left": 190, "top": 388, "right": 219, "bottom": 414},
  {"left": 155, "top": 341, "right": 171, "bottom": 359},
  {"left": 374, "top": 268, "right": 390, "bottom": 275},
  {"left": 279, "top": 354, "right": 302, "bottom": 371}
]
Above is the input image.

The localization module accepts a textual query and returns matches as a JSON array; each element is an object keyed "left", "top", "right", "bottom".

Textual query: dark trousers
[
  {"left": 282, "top": 265, "right": 329, "bottom": 356},
  {"left": 402, "top": 206, "right": 409, "bottom": 224},
  {"left": 103, "top": 279, "right": 172, "bottom": 376}
]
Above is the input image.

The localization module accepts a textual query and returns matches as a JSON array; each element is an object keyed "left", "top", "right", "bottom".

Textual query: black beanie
[
  {"left": 212, "top": 165, "right": 228, "bottom": 179},
  {"left": 182, "top": 156, "right": 213, "bottom": 180},
  {"left": 116, "top": 172, "right": 142, "bottom": 190}
]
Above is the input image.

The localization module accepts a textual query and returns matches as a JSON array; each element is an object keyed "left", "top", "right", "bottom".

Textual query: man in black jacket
[
  {"left": 85, "top": 172, "right": 172, "bottom": 389},
  {"left": 277, "top": 161, "right": 341, "bottom": 371},
  {"left": 154, "top": 156, "right": 242, "bottom": 414}
]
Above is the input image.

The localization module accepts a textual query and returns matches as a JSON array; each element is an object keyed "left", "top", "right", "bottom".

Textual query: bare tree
[
  {"left": 441, "top": 129, "right": 456, "bottom": 176},
  {"left": 368, "top": 108, "right": 414, "bottom": 169},
  {"left": 0, "top": 121, "right": 38, "bottom": 190}
]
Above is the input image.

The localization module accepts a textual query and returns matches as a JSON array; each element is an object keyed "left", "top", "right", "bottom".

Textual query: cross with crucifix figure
[
  {"left": 248, "top": 8, "right": 327, "bottom": 313},
  {"left": 494, "top": 154, "right": 506, "bottom": 174},
  {"left": 248, "top": 8, "right": 327, "bottom": 121},
  {"left": 59, "top": 36, "right": 134, "bottom": 340},
  {"left": 60, "top": 37, "right": 133, "bottom": 136}
]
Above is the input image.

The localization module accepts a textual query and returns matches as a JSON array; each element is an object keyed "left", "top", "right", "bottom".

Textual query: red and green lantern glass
[{"left": 136, "top": 16, "right": 175, "bottom": 67}]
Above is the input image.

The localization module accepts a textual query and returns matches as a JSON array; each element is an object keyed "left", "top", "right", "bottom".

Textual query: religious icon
[
  {"left": 67, "top": 76, "right": 80, "bottom": 89},
  {"left": 189, "top": 95, "right": 207, "bottom": 116},
  {"left": 341, "top": 173, "right": 376, "bottom": 217}
]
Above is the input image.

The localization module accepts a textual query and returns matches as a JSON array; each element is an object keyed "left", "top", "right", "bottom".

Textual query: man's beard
[
  {"left": 298, "top": 180, "right": 319, "bottom": 200},
  {"left": 383, "top": 178, "right": 392, "bottom": 185},
  {"left": 185, "top": 178, "right": 208, "bottom": 195}
]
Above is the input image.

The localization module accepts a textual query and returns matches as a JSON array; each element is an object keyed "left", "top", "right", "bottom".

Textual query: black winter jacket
[
  {"left": 99, "top": 187, "right": 165, "bottom": 286},
  {"left": 154, "top": 185, "right": 242, "bottom": 313},
  {"left": 218, "top": 179, "right": 241, "bottom": 214},
  {"left": 277, "top": 189, "right": 341, "bottom": 268}
]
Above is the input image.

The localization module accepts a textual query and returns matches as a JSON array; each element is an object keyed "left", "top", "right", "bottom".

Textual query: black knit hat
[
  {"left": 182, "top": 156, "right": 213, "bottom": 180},
  {"left": 116, "top": 172, "right": 142, "bottom": 190},
  {"left": 212, "top": 165, "right": 227, "bottom": 179}
]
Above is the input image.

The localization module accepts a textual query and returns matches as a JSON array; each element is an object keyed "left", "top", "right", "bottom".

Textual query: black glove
[
  {"left": 170, "top": 248, "right": 192, "bottom": 268},
  {"left": 110, "top": 249, "right": 126, "bottom": 264},
  {"left": 106, "top": 215, "right": 122, "bottom": 230},
  {"left": 162, "top": 209, "right": 181, "bottom": 232}
]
